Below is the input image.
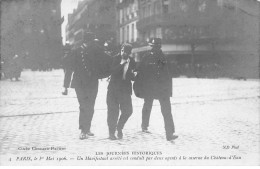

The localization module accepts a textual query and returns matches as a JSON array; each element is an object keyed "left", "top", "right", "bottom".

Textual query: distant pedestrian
[
  {"left": 106, "top": 43, "right": 136, "bottom": 140},
  {"left": 134, "top": 38, "right": 178, "bottom": 141},
  {"left": 7, "top": 54, "right": 23, "bottom": 81},
  {"left": 0, "top": 60, "right": 4, "bottom": 80}
]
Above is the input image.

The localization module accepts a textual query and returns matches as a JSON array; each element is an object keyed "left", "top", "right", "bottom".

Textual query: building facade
[
  {"left": 65, "top": 0, "right": 259, "bottom": 78},
  {"left": 66, "top": 0, "right": 117, "bottom": 48},
  {"left": 1, "top": 0, "right": 63, "bottom": 70},
  {"left": 132, "top": 0, "right": 259, "bottom": 78},
  {"left": 116, "top": 0, "right": 139, "bottom": 45}
]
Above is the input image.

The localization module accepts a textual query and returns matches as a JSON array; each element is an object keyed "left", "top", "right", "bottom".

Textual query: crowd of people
[
  {"left": 174, "top": 63, "right": 228, "bottom": 79},
  {"left": 61, "top": 32, "right": 178, "bottom": 141},
  {"left": 1, "top": 54, "right": 23, "bottom": 81}
]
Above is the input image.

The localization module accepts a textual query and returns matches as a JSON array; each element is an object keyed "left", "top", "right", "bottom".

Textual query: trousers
[
  {"left": 75, "top": 81, "right": 98, "bottom": 132},
  {"left": 63, "top": 68, "right": 73, "bottom": 88},
  {"left": 141, "top": 96, "right": 175, "bottom": 136},
  {"left": 107, "top": 90, "right": 133, "bottom": 133}
]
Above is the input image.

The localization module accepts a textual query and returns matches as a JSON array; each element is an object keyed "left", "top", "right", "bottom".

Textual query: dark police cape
[{"left": 133, "top": 49, "right": 172, "bottom": 99}]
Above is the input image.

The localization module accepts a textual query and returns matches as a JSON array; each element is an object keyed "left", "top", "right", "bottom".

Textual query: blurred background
[{"left": 1, "top": 0, "right": 259, "bottom": 79}]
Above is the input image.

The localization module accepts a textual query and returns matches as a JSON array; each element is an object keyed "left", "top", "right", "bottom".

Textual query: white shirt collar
[{"left": 122, "top": 57, "right": 130, "bottom": 62}]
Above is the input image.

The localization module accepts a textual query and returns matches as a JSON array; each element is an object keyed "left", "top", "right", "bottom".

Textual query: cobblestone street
[{"left": 0, "top": 69, "right": 259, "bottom": 165}]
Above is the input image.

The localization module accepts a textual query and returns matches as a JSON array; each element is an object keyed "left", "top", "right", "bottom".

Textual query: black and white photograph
[{"left": 0, "top": 0, "right": 259, "bottom": 166}]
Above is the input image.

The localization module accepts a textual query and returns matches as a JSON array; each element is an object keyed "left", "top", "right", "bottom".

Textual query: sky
[{"left": 61, "top": 0, "right": 83, "bottom": 44}]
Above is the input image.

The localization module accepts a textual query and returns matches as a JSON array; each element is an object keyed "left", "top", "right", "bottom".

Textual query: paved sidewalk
[{"left": 0, "top": 70, "right": 259, "bottom": 165}]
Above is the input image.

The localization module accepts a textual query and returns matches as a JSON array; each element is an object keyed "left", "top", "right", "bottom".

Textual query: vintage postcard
[{"left": 0, "top": 0, "right": 259, "bottom": 166}]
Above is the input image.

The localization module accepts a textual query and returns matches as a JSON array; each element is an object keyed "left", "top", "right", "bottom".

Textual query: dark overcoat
[
  {"left": 134, "top": 49, "right": 172, "bottom": 99},
  {"left": 108, "top": 54, "right": 136, "bottom": 95},
  {"left": 64, "top": 42, "right": 112, "bottom": 89}
]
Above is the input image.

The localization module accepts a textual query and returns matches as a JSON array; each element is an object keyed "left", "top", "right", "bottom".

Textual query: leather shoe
[
  {"left": 79, "top": 132, "right": 87, "bottom": 140},
  {"left": 62, "top": 89, "right": 68, "bottom": 95},
  {"left": 86, "top": 131, "right": 94, "bottom": 136},
  {"left": 109, "top": 135, "right": 117, "bottom": 140},
  {"left": 142, "top": 128, "right": 151, "bottom": 133},
  {"left": 166, "top": 134, "right": 178, "bottom": 141},
  {"left": 117, "top": 129, "right": 123, "bottom": 139}
]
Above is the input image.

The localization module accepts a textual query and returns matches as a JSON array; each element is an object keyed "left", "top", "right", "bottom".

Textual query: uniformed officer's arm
[
  {"left": 63, "top": 69, "right": 73, "bottom": 88},
  {"left": 135, "top": 53, "right": 147, "bottom": 72},
  {"left": 67, "top": 50, "right": 77, "bottom": 71},
  {"left": 64, "top": 50, "right": 77, "bottom": 89}
]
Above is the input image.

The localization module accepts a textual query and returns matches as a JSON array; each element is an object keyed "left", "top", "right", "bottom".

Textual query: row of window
[
  {"left": 132, "top": 0, "right": 218, "bottom": 20},
  {"left": 119, "top": 1, "right": 138, "bottom": 24},
  {"left": 139, "top": 1, "right": 166, "bottom": 19},
  {"left": 120, "top": 22, "right": 137, "bottom": 44},
  {"left": 118, "top": 0, "right": 240, "bottom": 45}
]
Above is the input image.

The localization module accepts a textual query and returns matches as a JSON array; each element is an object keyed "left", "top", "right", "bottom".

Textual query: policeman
[
  {"left": 136, "top": 38, "right": 178, "bottom": 141},
  {"left": 65, "top": 32, "right": 107, "bottom": 140}
]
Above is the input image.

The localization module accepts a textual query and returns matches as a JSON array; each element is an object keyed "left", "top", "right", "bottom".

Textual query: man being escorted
[
  {"left": 135, "top": 38, "right": 178, "bottom": 141},
  {"left": 65, "top": 32, "right": 111, "bottom": 140},
  {"left": 107, "top": 43, "right": 136, "bottom": 140}
]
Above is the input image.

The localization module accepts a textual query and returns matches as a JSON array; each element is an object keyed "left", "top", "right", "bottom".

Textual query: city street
[{"left": 0, "top": 69, "right": 259, "bottom": 165}]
